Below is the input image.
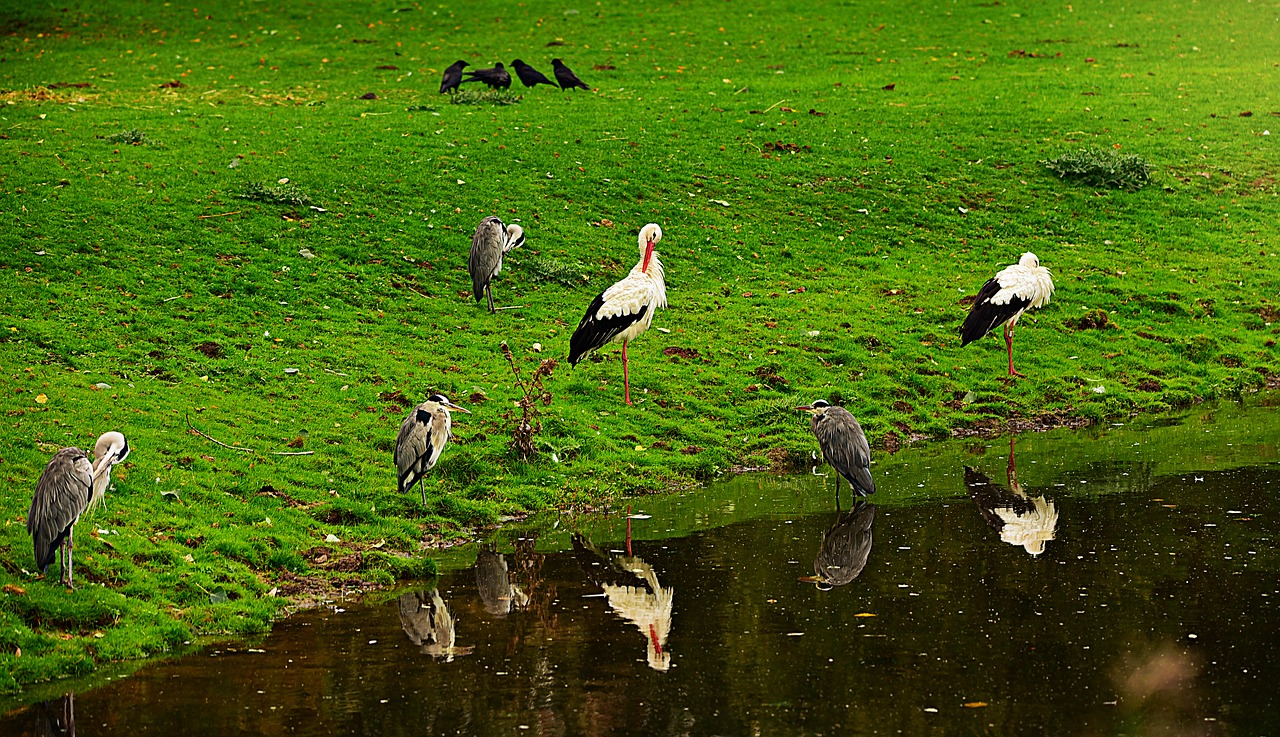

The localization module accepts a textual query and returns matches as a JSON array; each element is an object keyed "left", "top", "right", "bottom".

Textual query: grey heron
[
  {"left": 439, "top": 60, "right": 469, "bottom": 94},
  {"left": 398, "top": 589, "right": 473, "bottom": 661},
  {"left": 475, "top": 545, "right": 528, "bottom": 617},
  {"left": 551, "top": 58, "right": 589, "bottom": 90},
  {"left": 395, "top": 394, "right": 470, "bottom": 505},
  {"left": 461, "top": 62, "right": 511, "bottom": 90},
  {"left": 803, "top": 501, "right": 876, "bottom": 590},
  {"left": 468, "top": 216, "right": 525, "bottom": 313},
  {"left": 27, "top": 431, "right": 130, "bottom": 588},
  {"left": 511, "top": 59, "right": 556, "bottom": 88},
  {"left": 567, "top": 223, "right": 666, "bottom": 406},
  {"left": 960, "top": 252, "right": 1056, "bottom": 377},
  {"left": 796, "top": 399, "right": 876, "bottom": 498}
]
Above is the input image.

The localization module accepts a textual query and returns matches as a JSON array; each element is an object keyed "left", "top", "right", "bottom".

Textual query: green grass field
[{"left": 1, "top": 0, "right": 1278, "bottom": 692}]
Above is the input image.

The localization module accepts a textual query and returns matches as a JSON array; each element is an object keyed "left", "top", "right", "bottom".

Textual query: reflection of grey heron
[
  {"left": 796, "top": 400, "right": 876, "bottom": 499},
  {"left": 960, "top": 252, "right": 1055, "bottom": 378},
  {"left": 394, "top": 394, "right": 471, "bottom": 505},
  {"left": 468, "top": 216, "right": 525, "bottom": 313},
  {"left": 398, "top": 590, "right": 474, "bottom": 661},
  {"left": 803, "top": 501, "right": 876, "bottom": 590},
  {"left": 965, "top": 438, "right": 1058, "bottom": 556},
  {"left": 33, "top": 691, "right": 74, "bottom": 737},
  {"left": 572, "top": 534, "right": 673, "bottom": 672},
  {"left": 567, "top": 223, "right": 666, "bottom": 406},
  {"left": 28, "top": 432, "right": 130, "bottom": 589},
  {"left": 475, "top": 545, "right": 529, "bottom": 617}
]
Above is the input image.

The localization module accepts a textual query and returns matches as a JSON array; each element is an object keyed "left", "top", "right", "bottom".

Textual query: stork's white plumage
[
  {"left": 567, "top": 223, "right": 667, "bottom": 405},
  {"left": 571, "top": 534, "right": 674, "bottom": 672},
  {"left": 960, "top": 252, "right": 1055, "bottom": 377}
]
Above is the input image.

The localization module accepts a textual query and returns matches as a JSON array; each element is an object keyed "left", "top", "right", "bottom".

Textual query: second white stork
[
  {"left": 567, "top": 223, "right": 667, "bottom": 406},
  {"left": 960, "top": 252, "right": 1055, "bottom": 377}
]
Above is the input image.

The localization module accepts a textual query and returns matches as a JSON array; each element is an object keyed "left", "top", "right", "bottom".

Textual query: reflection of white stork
[
  {"left": 572, "top": 533, "right": 673, "bottom": 671},
  {"left": 960, "top": 252, "right": 1055, "bottom": 377},
  {"left": 964, "top": 437, "right": 1058, "bottom": 556},
  {"left": 397, "top": 589, "right": 474, "bottom": 661},
  {"left": 567, "top": 224, "right": 667, "bottom": 406}
]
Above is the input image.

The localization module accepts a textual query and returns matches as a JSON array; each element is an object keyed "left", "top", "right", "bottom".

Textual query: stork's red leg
[
  {"left": 622, "top": 339, "right": 632, "bottom": 405},
  {"left": 1005, "top": 323, "right": 1025, "bottom": 378}
]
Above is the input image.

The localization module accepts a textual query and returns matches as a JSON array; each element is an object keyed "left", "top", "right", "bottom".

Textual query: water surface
[{"left": 4, "top": 401, "right": 1279, "bottom": 735}]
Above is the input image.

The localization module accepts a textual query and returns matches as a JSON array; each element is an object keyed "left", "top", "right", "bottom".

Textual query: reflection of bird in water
[
  {"left": 803, "top": 501, "right": 876, "bottom": 590},
  {"left": 474, "top": 545, "right": 529, "bottom": 617},
  {"left": 965, "top": 438, "right": 1058, "bottom": 556},
  {"left": 572, "top": 533, "right": 673, "bottom": 672},
  {"left": 33, "top": 692, "right": 74, "bottom": 737},
  {"left": 398, "top": 590, "right": 474, "bottom": 661}
]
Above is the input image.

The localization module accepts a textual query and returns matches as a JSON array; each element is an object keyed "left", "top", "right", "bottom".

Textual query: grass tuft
[
  {"left": 448, "top": 89, "right": 522, "bottom": 106},
  {"left": 102, "top": 129, "right": 156, "bottom": 145},
  {"left": 236, "top": 181, "right": 317, "bottom": 209},
  {"left": 1042, "top": 147, "right": 1152, "bottom": 191},
  {"left": 524, "top": 256, "right": 587, "bottom": 287}
]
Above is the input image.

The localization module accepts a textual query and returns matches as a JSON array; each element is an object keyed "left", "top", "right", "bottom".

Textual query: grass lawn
[{"left": 1, "top": 0, "right": 1277, "bottom": 693}]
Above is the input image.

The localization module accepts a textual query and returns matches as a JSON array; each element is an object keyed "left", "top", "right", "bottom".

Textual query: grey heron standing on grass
[
  {"left": 796, "top": 400, "right": 876, "bottom": 499},
  {"left": 468, "top": 216, "right": 525, "bottom": 313},
  {"left": 395, "top": 394, "right": 470, "bottom": 505},
  {"left": 568, "top": 223, "right": 667, "bottom": 406},
  {"left": 28, "top": 431, "right": 130, "bottom": 588},
  {"left": 960, "top": 252, "right": 1056, "bottom": 377}
]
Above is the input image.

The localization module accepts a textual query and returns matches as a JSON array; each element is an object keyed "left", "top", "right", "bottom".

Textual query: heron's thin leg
[
  {"left": 420, "top": 478, "right": 428, "bottom": 506},
  {"left": 486, "top": 284, "right": 496, "bottom": 314},
  {"left": 66, "top": 527, "right": 75, "bottom": 590},
  {"left": 622, "top": 340, "right": 632, "bottom": 405}
]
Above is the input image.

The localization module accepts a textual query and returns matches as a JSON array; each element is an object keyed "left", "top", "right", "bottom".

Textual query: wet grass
[{"left": 1, "top": 0, "right": 1278, "bottom": 693}]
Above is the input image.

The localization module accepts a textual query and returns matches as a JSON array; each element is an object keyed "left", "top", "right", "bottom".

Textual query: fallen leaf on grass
[{"left": 3, "top": 584, "right": 26, "bottom": 595}]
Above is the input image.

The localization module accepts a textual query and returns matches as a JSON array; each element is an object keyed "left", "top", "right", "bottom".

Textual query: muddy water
[{"left": 3, "top": 401, "right": 1279, "bottom": 736}]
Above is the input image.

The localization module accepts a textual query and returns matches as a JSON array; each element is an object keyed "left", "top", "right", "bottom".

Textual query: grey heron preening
[
  {"left": 572, "top": 533, "right": 674, "bottom": 672},
  {"left": 960, "top": 252, "right": 1056, "bottom": 377},
  {"left": 28, "top": 431, "right": 130, "bottom": 589},
  {"left": 395, "top": 394, "right": 470, "bottom": 505},
  {"left": 964, "top": 437, "right": 1058, "bottom": 556},
  {"left": 551, "top": 58, "right": 590, "bottom": 90},
  {"left": 439, "top": 60, "right": 469, "bottom": 94},
  {"left": 802, "top": 501, "right": 876, "bottom": 590},
  {"left": 796, "top": 400, "right": 876, "bottom": 499},
  {"left": 568, "top": 223, "right": 667, "bottom": 406},
  {"left": 468, "top": 216, "right": 525, "bottom": 313}
]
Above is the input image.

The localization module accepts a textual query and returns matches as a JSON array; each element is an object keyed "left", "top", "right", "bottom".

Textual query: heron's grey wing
[
  {"left": 395, "top": 407, "right": 436, "bottom": 492},
  {"left": 476, "top": 548, "right": 514, "bottom": 615},
  {"left": 468, "top": 217, "right": 506, "bottom": 299},
  {"left": 27, "top": 447, "right": 93, "bottom": 571},
  {"left": 398, "top": 591, "right": 432, "bottom": 646},
  {"left": 816, "top": 409, "right": 876, "bottom": 495}
]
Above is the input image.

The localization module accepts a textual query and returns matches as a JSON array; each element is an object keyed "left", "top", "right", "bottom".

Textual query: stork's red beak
[{"left": 641, "top": 239, "right": 655, "bottom": 272}]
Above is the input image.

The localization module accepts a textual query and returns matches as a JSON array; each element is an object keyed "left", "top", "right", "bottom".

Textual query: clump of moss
[
  {"left": 449, "top": 89, "right": 521, "bottom": 106},
  {"left": 236, "top": 181, "right": 316, "bottom": 209},
  {"left": 1042, "top": 147, "right": 1151, "bottom": 191},
  {"left": 103, "top": 129, "right": 156, "bottom": 145},
  {"left": 364, "top": 550, "right": 437, "bottom": 579},
  {"left": 1065, "top": 309, "right": 1118, "bottom": 331}
]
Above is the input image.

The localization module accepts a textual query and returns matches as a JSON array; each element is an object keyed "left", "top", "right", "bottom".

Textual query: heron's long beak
[
  {"left": 795, "top": 405, "right": 814, "bottom": 412},
  {"left": 444, "top": 402, "right": 472, "bottom": 415},
  {"left": 641, "top": 239, "right": 654, "bottom": 272}
]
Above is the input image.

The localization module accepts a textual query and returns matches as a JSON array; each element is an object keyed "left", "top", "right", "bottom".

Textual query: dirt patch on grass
[
  {"left": 1065, "top": 309, "right": 1117, "bottom": 331},
  {"left": 194, "top": 341, "right": 224, "bottom": 358}
]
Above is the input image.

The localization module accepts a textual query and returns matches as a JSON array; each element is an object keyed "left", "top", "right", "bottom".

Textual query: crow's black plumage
[
  {"left": 511, "top": 59, "right": 556, "bottom": 88},
  {"left": 439, "top": 60, "right": 469, "bottom": 94},
  {"left": 462, "top": 62, "right": 511, "bottom": 90},
  {"left": 551, "top": 58, "right": 590, "bottom": 90}
]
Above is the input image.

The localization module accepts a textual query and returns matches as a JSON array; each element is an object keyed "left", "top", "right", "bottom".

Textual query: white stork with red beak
[
  {"left": 568, "top": 223, "right": 667, "bottom": 405},
  {"left": 960, "top": 252, "right": 1055, "bottom": 377}
]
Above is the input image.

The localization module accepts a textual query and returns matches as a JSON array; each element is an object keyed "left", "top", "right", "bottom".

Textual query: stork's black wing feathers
[
  {"left": 960, "top": 277, "right": 1032, "bottom": 346},
  {"left": 571, "top": 534, "right": 655, "bottom": 592},
  {"left": 965, "top": 466, "right": 1036, "bottom": 532},
  {"left": 567, "top": 291, "right": 648, "bottom": 365}
]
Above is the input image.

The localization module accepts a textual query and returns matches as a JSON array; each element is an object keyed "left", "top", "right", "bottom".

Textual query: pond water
[{"left": 3, "top": 400, "right": 1279, "bottom": 736}]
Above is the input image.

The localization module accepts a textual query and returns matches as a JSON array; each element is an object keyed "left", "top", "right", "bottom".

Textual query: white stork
[
  {"left": 468, "top": 216, "right": 525, "bottom": 313},
  {"left": 567, "top": 223, "right": 667, "bottom": 406},
  {"left": 394, "top": 393, "right": 470, "bottom": 505},
  {"left": 572, "top": 534, "right": 674, "bottom": 672},
  {"left": 960, "top": 252, "right": 1055, "bottom": 377}
]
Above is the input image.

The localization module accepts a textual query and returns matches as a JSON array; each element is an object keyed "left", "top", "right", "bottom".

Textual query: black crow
[
  {"left": 511, "top": 59, "right": 556, "bottom": 88},
  {"left": 462, "top": 62, "right": 511, "bottom": 90},
  {"left": 439, "top": 60, "right": 468, "bottom": 94},
  {"left": 551, "top": 58, "right": 590, "bottom": 90}
]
